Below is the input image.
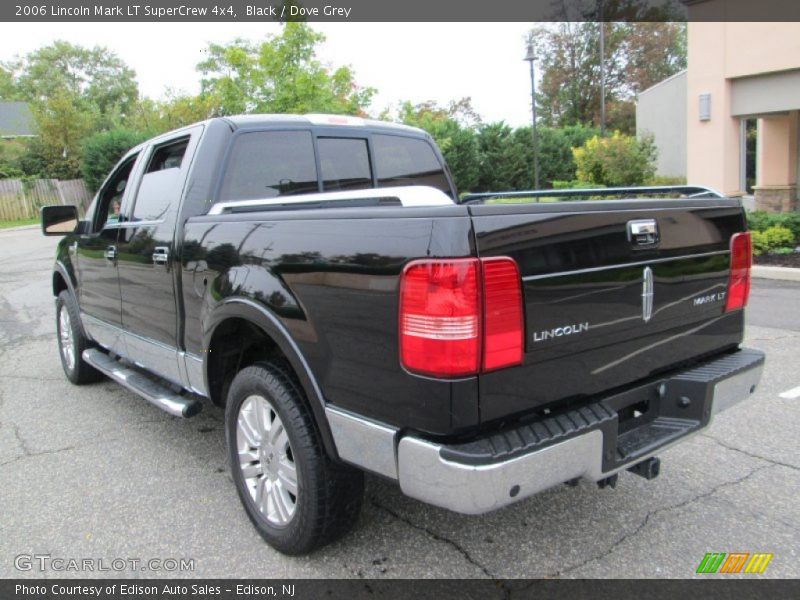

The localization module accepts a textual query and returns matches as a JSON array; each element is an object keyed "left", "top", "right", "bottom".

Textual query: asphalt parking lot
[{"left": 0, "top": 226, "right": 797, "bottom": 579}]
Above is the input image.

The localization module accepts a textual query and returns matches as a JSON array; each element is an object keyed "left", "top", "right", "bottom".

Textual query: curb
[
  {"left": 752, "top": 265, "right": 800, "bottom": 282},
  {"left": 0, "top": 224, "right": 39, "bottom": 233}
]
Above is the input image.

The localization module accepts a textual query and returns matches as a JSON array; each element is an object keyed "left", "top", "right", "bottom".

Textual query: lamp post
[{"left": 524, "top": 41, "right": 540, "bottom": 190}]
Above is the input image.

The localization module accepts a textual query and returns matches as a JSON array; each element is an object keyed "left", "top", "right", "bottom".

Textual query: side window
[
  {"left": 318, "top": 137, "right": 372, "bottom": 192},
  {"left": 372, "top": 134, "right": 452, "bottom": 197},
  {"left": 131, "top": 138, "right": 189, "bottom": 222},
  {"left": 219, "top": 131, "right": 318, "bottom": 201},
  {"left": 97, "top": 154, "right": 138, "bottom": 231}
]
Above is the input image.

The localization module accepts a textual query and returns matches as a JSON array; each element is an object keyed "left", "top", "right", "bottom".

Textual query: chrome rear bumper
[{"left": 328, "top": 348, "right": 765, "bottom": 515}]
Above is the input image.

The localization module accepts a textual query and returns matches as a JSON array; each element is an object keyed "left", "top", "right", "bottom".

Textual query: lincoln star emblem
[{"left": 642, "top": 266, "right": 654, "bottom": 322}]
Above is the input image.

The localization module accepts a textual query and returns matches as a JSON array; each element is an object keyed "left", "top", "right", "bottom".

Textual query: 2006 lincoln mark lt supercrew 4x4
[{"left": 42, "top": 114, "right": 764, "bottom": 554}]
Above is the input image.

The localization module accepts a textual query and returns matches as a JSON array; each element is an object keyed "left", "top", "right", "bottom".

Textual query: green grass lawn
[{"left": 0, "top": 218, "right": 38, "bottom": 230}]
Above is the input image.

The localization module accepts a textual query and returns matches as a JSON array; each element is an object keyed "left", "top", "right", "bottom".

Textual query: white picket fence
[{"left": 0, "top": 178, "right": 92, "bottom": 221}]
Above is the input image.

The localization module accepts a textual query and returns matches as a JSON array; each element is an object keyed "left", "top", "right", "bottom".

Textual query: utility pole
[{"left": 524, "top": 40, "right": 540, "bottom": 190}]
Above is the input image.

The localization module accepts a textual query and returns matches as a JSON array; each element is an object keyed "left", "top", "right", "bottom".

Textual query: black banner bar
[
  {"left": 2, "top": 0, "right": 800, "bottom": 22},
  {"left": 2, "top": 579, "right": 800, "bottom": 600}
]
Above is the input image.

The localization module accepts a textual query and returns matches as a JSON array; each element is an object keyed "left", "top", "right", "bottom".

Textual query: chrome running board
[{"left": 83, "top": 348, "right": 202, "bottom": 418}]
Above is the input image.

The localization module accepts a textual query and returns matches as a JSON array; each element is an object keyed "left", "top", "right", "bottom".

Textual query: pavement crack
[
  {"left": 0, "top": 422, "right": 78, "bottom": 468},
  {"left": 369, "top": 497, "right": 495, "bottom": 579},
  {"left": 701, "top": 434, "right": 800, "bottom": 472},
  {"left": 12, "top": 422, "right": 33, "bottom": 455},
  {"left": 551, "top": 463, "right": 775, "bottom": 577}
]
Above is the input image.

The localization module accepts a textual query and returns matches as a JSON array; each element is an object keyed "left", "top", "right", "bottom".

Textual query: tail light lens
[
  {"left": 399, "top": 259, "right": 481, "bottom": 377},
  {"left": 481, "top": 257, "right": 524, "bottom": 371},
  {"left": 399, "top": 257, "right": 523, "bottom": 378},
  {"left": 725, "top": 232, "right": 752, "bottom": 312}
]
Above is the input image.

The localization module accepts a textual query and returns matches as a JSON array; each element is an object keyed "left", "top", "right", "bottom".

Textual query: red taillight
[
  {"left": 725, "top": 232, "right": 752, "bottom": 312},
  {"left": 481, "top": 257, "right": 524, "bottom": 372},
  {"left": 399, "top": 257, "right": 523, "bottom": 378}
]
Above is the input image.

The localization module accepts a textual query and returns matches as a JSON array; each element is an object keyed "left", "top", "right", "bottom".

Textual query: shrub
[
  {"left": 645, "top": 175, "right": 687, "bottom": 186},
  {"left": 751, "top": 226, "right": 795, "bottom": 256},
  {"left": 747, "top": 211, "right": 800, "bottom": 242},
  {"left": 81, "top": 128, "right": 149, "bottom": 192},
  {"left": 551, "top": 180, "right": 606, "bottom": 190},
  {"left": 536, "top": 124, "right": 599, "bottom": 187},
  {"left": 572, "top": 131, "right": 657, "bottom": 187}
]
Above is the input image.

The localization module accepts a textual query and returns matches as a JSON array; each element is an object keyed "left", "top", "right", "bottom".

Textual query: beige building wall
[
  {"left": 686, "top": 4, "right": 800, "bottom": 211},
  {"left": 636, "top": 71, "right": 687, "bottom": 179}
]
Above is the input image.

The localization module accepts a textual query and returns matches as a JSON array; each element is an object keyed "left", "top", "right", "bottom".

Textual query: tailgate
[{"left": 469, "top": 198, "right": 747, "bottom": 424}]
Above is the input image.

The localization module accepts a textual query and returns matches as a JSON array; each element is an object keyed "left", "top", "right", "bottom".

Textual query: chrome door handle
[
  {"left": 152, "top": 247, "right": 170, "bottom": 265},
  {"left": 104, "top": 246, "right": 116, "bottom": 261}
]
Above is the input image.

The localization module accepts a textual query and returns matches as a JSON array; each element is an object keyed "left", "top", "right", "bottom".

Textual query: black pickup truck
[{"left": 42, "top": 114, "right": 764, "bottom": 554}]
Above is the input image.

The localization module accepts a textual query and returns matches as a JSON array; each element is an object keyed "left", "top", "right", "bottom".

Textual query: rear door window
[
  {"left": 219, "top": 131, "right": 318, "bottom": 201},
  {"left": 318, "top": 137, "right": 373, "bottom": 192},
  {"left": 372, "top": 134, "right": 452, "bottom": 197}
]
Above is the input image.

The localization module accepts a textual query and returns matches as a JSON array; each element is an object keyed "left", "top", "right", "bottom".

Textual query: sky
[{"left": 0, "top": 22, "right": 537, "bottom": 127}]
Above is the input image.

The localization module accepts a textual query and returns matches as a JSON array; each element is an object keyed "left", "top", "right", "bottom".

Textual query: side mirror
[{"left": 41, "top": 205, "right": 79, "bottom": 236}]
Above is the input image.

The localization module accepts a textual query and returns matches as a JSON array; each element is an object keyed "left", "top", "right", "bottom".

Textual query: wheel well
[
  {"left": 53, "top": 272, "right": 68, "bottom": 297},
  {"left": 207, "top": 318, "right": 300, "bottom": 407}
]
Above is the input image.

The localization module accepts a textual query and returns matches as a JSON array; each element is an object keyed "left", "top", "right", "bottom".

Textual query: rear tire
[
  {"left": 225, "top": 362, "right": 364, "bottom": 554},
  {"left": 56, "top": 291, "right": 103, "bottom": 385}
]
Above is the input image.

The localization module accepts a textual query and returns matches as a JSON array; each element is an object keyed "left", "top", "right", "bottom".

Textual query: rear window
[
  {"left": 318, "top": 137, "right": 373, "bottom": 192},
  {"left": 219, "top": 131, "right": 319, "bottom": 201},
  {"left": 373, "top": 134, "right": 451, "bottom": 197},
  {"left": 132, "top": 138, "right": 191, "bottom": 221},
  {"left": 146, "top": 138, "right": 188, "bottom": 173}
]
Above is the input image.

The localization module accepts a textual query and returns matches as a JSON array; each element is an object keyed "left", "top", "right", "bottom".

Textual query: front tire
[
  {"left": 225, "top": 362, "right": 364, "bottom": 554},
  {"left": 56, "top": 291, "right": 103, "bottom": 385}
]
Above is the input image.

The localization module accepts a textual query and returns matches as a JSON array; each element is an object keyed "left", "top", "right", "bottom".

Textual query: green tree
[
  {"left": 126, "top": 93, "right": 217, "bottom": 135},
  {"left": 26, "top": 90, "right": 93, "bottom": 179},
  {"left": 475, "top": 122, "right": 529, "bottom": 191},
  {"left": 0, "top": 66, "right": 18, "bottom": 99},
  {"left": 198, "top": 23, "right": 375, "bottom": 116},
  {"left": 531, "top": 21, "right": 685, "bottom": 132},
  {"left": 81, "top": 128, "right": 149, "bottom": 192},
  {"left": 535, "top": 124, "right": 600, "bottom": 186},
  {"left": 6, "top": 41, "right": 138, "bottom": 125}
]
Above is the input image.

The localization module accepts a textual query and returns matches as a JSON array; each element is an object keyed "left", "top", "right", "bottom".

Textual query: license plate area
[
  {"left": 600, "top": 380, "right": 701, "bottom": 468},
  {"left": 616, "top": 398, "right": 653, "bottom": 434}
]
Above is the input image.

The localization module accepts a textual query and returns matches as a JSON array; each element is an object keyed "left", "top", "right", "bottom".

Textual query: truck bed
[{"left": 183, "top": 194, "right": 747, "bottom": 439}]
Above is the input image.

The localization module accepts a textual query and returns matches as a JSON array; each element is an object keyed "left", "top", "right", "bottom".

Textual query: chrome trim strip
[
  {"left": 114, "top": 219, "right": 165, "bottom": 228},
  {"left": 80, "top": 313, "right": 193, "bottom": 392},
  {"left": 124, "top": 330, "right": 182, "bottom": 386},
  {"left": 208, "top": 185, "right": 454, "bottom": 215},
  {"left": 521, "top": 250, "right": 729, "bottom": 282},
  {"left": 182, "top": 352, "right": 207, "bottom": 396},
  {"left": 81, "top": 313, "right": 126, "bottom": 355},
  {"left": 325, "top": 407, "right": 399, "bottom": 480}
]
